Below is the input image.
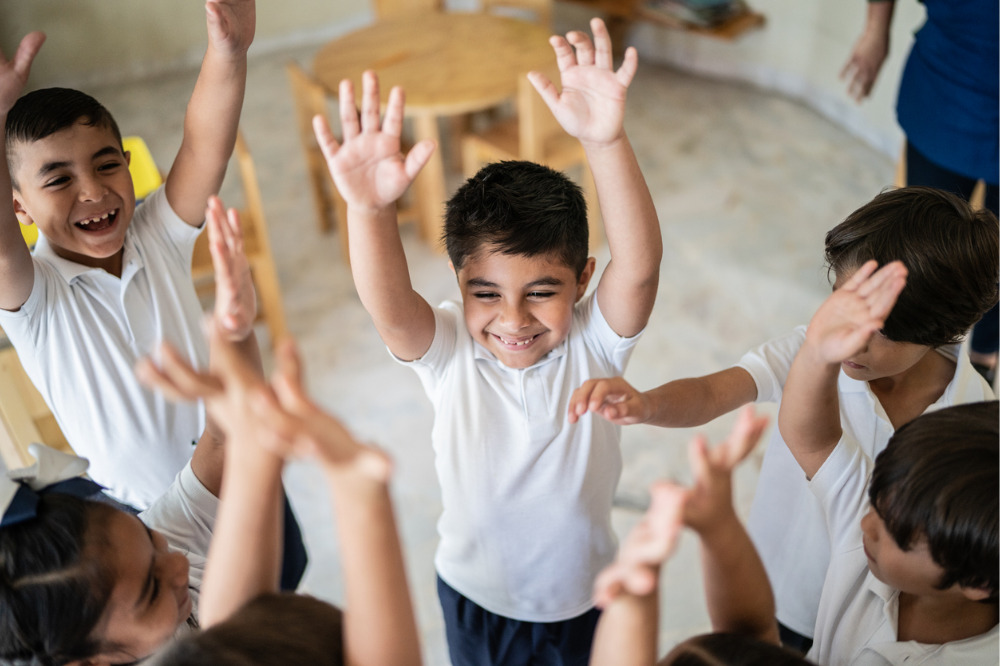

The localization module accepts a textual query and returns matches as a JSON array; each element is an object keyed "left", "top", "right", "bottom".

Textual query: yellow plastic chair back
[
  {"left": 122, "top": 136, "right": 163, "bottom": 201},
  {"left": 19, "top": 221, "right": 38, "bottom": 249}
]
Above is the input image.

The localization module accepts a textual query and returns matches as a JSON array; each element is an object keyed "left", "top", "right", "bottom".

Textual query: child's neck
[
  {"left": 52, "top": 245, "right": 125, "bottom": 278},
  {"left": 897, "top": 590, "right": 998, "bottom": 645},
  {"left": 868, "top": 349, "right": 955, "bottom": 429}
]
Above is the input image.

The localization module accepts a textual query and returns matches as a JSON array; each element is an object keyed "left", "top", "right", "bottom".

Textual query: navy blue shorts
[{"left": 437, "top": 574, "right": 600, "bottom": 666}]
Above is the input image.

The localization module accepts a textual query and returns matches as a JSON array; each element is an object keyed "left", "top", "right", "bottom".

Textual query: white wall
[{"left": 622, "top": 0, "right": 927, "bottom": 159}]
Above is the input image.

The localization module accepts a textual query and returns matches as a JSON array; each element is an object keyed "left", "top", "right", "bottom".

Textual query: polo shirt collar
[
  {"left": 472, "top": 337, "right": 569, "bottom": 368},
  {"left": 33, "top": 231, "right": 141, "bottom": 284}
]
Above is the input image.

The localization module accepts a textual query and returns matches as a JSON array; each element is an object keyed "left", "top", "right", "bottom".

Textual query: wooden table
[{"left": 312, "top": 13, "right": 554, "bottom": 244}]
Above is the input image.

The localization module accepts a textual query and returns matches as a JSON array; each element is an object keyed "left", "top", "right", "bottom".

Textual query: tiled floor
[{"left": 87, "top": 29, "right": 893, "bottom": 664}]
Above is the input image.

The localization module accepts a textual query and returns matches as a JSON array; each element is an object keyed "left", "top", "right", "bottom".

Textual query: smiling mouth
[
  {"left": 494, "top": 333, "right": 542, "bottom": 348},
  {"left": 75, "top": 209, "right": 118, "bottom": 232},
  {"left": 843, "top": 360, "right": 865, "bottom": 370}
]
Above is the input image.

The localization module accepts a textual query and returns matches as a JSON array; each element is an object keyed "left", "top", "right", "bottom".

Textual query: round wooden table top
[{"left": 312, "top": 13, "right": 554, "bottom": 116}]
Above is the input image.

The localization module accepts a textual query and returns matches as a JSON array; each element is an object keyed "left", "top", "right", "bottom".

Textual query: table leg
[{"left": 412, "top": 114, "right": 447, "bottom": 249}]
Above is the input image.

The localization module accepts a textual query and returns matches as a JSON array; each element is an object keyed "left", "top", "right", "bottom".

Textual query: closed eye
[
  {"left": 473, "top": 292, "right": 499, "bottom": 300},
  {"left": 97, "top": 160, "right": 123, "bottom": 172},
  {"left": 43, "top": 175, "right": 70, "bottom": 188},
  {"left": 527, "top": 291, "right": 555, "bottom": 299}
]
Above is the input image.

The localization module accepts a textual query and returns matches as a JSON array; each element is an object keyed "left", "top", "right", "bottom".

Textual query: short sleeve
[
  {"left": 808, "top": 433, "right": 873, "bottom": 552},
  {"left": 132, "top": 186, "right": 204, "bottom": 263},
  {"left": 736, "top": 326, "right": 806, "bottom": 404},
  {"left": 578, "top": 291, "right": 642, "bottom": 374},
  {"left": 392, "top": 302, "right": 461, "bottom": 394}
]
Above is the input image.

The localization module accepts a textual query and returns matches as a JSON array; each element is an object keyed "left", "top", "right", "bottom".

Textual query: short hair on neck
[
  {"left": 660, "top": 632, "right": 815, "bottom": 665},
  {"left": 824, "top": 186, "right": 999, "bottom": 347},
  {"left": 869, "top": 401, "right": 999, "bottom": 601},
  {"left": 444, "top": 160, "right": 589, "bottom": 275},
  {"left": 5, "top": 87, "right": 123, "bottom": 188},
  {"left": 149, "top": 593, "right": 345, "bottom": 666}
]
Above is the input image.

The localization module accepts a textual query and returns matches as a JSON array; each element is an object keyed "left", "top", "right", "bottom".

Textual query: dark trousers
[
  {"left": 437, "top": 575, "right": 601, "bottom": 666},
  {"left": 906, "top": 141, "right": 999, "bottom": 356},
  {"left": 280, "top": 492, "right": 308, "bottom": 591},
  {"left": 778, "top": 620, "right": 814, "bottom": 655}
]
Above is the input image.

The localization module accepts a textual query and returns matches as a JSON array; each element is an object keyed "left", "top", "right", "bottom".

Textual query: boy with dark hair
[
  {"left": 0, "top": 1, "right": 256, "bottom": 509},
  {"left": 314, "top": 18, "right": 661, "bottom": 665},
  {"left": 779, "top": 262, "right": 998, "bottom": 662},
  {"left": 568, "top": 185, "right": 998, "bottom": 650}
]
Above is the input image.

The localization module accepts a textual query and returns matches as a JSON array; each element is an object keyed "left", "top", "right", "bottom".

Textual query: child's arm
[
  {"left": 164, "top": 0, "right": 255, "bottom": 226},
  {"left": 589, "top": 483, "right": 686, "bottom": 666},
  {"left": 313, "top": 72, "right": 437, "bottom": 361},
  {"left": 530, "top": 18, "right": 661, "bottom": 338},
  {"left": 0, "top": 32, "right": 45, "bottom": 312},
  {"left": 778, "top": 260, "right": 906, "bottom": 478},
  {"left": 568, "top": 367, "right": 757, "bottom": 427},
  {"left": 270, "top": 345, "right": 422, "bottom": 666},
  {"left": 841, "top": 0, "right": 895, "bottom": 102},
  {"left": 681, "top": 408, "right": 778, "bottom": 643}
]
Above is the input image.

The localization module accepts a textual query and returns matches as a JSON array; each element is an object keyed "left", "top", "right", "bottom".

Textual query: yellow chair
[
  {"left": 461, "top": 68, "right": 604, "bottom": 250},
  {"left": 123, "top": 135, "right": 164, "bottom": 201}
]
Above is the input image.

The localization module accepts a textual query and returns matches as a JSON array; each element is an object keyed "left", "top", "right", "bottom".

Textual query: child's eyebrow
[
  {"left": 526, "top": 277, "right": 563, "bottom": 287},
  {"left": 36, "top": 146, "right": 121, "bottom": 178},
  {"left": 466, "top": 278, "right": 499, "bottom": 288}
]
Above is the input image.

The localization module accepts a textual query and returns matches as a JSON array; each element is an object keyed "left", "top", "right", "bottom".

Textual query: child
[
  {"left": 313, "top": 18, "right": 661, "bottom": 665},
  {"left": 589, "top": 407, "right": 812, "bottom": 666},
  {"left": 139, "top": 305, "right": 421, "bottom": 666},
  {"left": 0, "top": 0, "right": 256, "bottom": 510},
  {"left": 778, "top": 263, "right": 998, "bottom": 663},
  {"left": 568, "top": 186, "right": 998, "bottom": 650},
  {"left": 0, "top": 197, "right": 258, "bottom": 665}
]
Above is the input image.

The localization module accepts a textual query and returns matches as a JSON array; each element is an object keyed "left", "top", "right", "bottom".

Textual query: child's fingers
[
  {"left": 547, "top": 34, "right": 577, "bottom": 72},
  {"left": 687, "top": 434, "right": 711, "bottom": 485},
  {"left": 403, "top": 139, "right": 436, "bottom": 181},
  {"left": 360, "top": 70, "right": 381, "bottom": 134},
  {"left": 840, "top": 259, "right": 879, "bottom": 292},
  {"left": 312, "top": 114, "right": 341, "bottom": 165},
  {"left": 337, "top": 78, "right": 360, "bottom": 140},
  {"left": 382, "top": 85, "right": 405, "bottom": 139},
  {"left": 615, "top": 46, "right": 638, "bottom": 89},
  {"left": 526, "top": 71, "right": 560, "bottom": 113},
  {"left": 566, "top": 30, "right": 595, "bottom": 67},
  {"left": 592, "top": 564, "right": 625, "bottom": 607},
  {"left": 589, "top": 18, "right": 613, "bottom": 70},
  {"left": 13, "top": 31, "right": 45, "bottom": 75},
  {"left": 719, "top": 407, "right": 768, "bottom": 468}
]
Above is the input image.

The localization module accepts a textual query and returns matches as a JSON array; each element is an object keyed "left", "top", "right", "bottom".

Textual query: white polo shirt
[
  {"left": 401, "top": 292, "right": 640, "bottom": 622},
  {"left": 739, "top": 326, "right": 994, "bottom": 637},
  {"left": 0, "top": 187, "right": 208, "bottom": 509},
  {"left": 806, "top": 435, "right": 999, "bottom": 665},
  {"left": 140, "top": 460, "right": 217, "bottom": 621}
]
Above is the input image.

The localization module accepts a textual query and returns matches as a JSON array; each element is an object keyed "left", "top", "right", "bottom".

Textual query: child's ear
[
  {"left": 575, "top": 257, "right": 597, "bottom": 301},
  {"left": 959, "top": 584, "right": 993, "bottom": 602},
  {"left": 124, "top": 149, "right": 131, "bottom": 167},
  {"left": 12, "top": 195, "right": 34, "bottom": 227}
]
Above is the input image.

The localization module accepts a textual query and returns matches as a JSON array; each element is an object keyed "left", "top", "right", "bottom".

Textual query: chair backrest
[
  {"left": 516, "top": 67, "right": 565, "bottom": 162},
  {"left": 481, "top": 0, "right": 552, "bottom": 27},
  {"left": 373, "top": 0, "right": 442, "bottom": 20},
  {"left": 122, "top": 135, "right": 164, "bottom": 201}
]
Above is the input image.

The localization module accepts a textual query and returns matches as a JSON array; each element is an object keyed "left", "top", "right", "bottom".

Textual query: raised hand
[
  {"left": 804, "top": 260, "right": 907, "bottom": 365},
  {"left": 0, "top": 32, "right": 45, "bottom": 115},
  {"left": 528, "top": 17, "right": 636, "bottom": 146},
  {"left": 592, "top": 481, "right": 685, "bottom": 608},
  {"left": 567, "top": 376, "right": 649, "bottom": 425},
  {"left": 680, "top": 406, "right": 768, "bottom": 536},
  {"left": 205, "top": 0, "right": 256, "bottom": 57},
  {"left": 313, "top": 71, "right": 434, "bottom": 212},
  {"left": 206, "top": 195, "right": 257, "bottom": 341}
]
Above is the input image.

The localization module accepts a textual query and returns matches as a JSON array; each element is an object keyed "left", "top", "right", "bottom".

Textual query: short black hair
[
  {"left": 5, "top": 87, "right": 123, "bottom": 188},
  {"left": 150, "top": 593, "right": 345, "bottom": 666},
  {"left": 824, "top": 187, "right": 999, "bottom": 347},
  {"left": 444, "top": 160, "right": 589, "bottom": 275},
  {"left": 869, "top": 401, "right": 999, "bottom": 601}
]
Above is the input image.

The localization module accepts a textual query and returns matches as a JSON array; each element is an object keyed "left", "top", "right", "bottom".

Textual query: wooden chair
[
  {"left": 481, "top": 0, "right": 552, "bottom": 27},
  {"left": 461, "top": 69, "right": 604, "bottom": 249},
  {"left": 373, "top": 0, "right": 442, "bottom": 20},
  {"left": 190, "top": 132, "right": 289, "bottom": 344},
  {"left": 286, "top": 62, "right": 345, "bottom": 238},
  {"left": 0, "top": 344, "right": 72, "bottom": 470}
]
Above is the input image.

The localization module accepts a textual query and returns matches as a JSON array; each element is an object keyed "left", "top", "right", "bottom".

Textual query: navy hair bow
[{"left": 1, "top": 443, "right": 104, "bottom": 528}]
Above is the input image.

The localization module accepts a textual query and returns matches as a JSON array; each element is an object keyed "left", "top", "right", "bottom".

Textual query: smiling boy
[
  {"left": 314, "top": 19, "right": 661, "bottom": 665},
  {"left": 0, "top": 0, "right": 256, "bottom": 509}
]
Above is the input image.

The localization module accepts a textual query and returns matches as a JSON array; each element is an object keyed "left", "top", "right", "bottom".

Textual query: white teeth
[{"left": 499, "top": 336, "right": 532, "bottom": 346}]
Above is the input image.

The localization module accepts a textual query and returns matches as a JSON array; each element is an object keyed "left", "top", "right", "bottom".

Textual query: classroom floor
[{"left": 87, "top": 28, "right": 893, "bottom": 664}]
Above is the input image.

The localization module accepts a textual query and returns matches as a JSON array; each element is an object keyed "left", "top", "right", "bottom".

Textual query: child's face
[
  {"left": 10, "top": 120, "right": 135, "bottom": 271},
  {"left": 456, "top": 248, "right": 595, "bottom": 369},
  {"left": 90, "top": 509, "right": 192, "bottom": 662},
  {"left": 860, "top": 506, "right": 947, "bottom": 596},
  {"left": 832, "top": 269, "right": 932, "bottom": 382}
]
